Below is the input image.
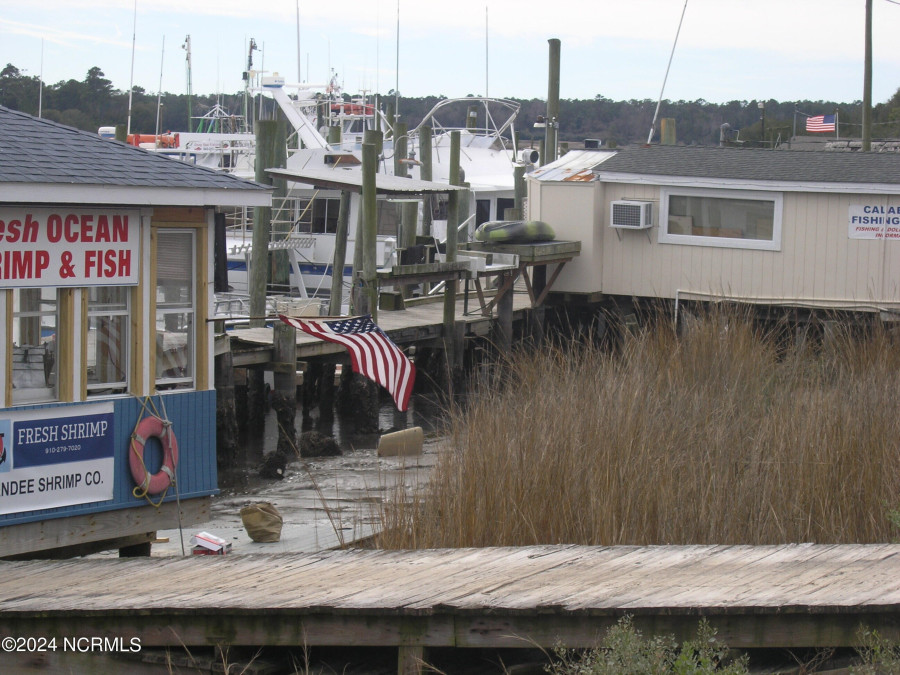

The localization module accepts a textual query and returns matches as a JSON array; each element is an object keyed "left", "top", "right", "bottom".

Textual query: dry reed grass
[{"left": 378, "top": 306, "right": 900, "bottom": 548}]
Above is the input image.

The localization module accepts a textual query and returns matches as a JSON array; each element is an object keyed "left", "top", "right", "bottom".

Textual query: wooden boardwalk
[
  {"left": 227, "top": 291, "right": 535, "bottom": 366},
  {"left": 1, "top": 544, "right": 898, "bottom": 670}
]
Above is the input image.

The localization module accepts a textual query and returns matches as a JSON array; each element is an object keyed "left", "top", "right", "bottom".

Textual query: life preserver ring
[{"left": 129, "top": 416, "right": 179, "bottom": 495}]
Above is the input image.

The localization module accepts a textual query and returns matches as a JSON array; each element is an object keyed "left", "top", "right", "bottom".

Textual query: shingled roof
[
  {"left": 593, "top": 145, "right": 900, "bottom": 192},
  {"left": 0, "top": 106, "right": 270, "bottom": 206}
]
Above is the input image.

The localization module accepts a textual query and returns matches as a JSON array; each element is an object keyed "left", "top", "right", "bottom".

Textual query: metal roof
[
  {"left": 267, "top": 167, "right": 467, "bottom": 195},
  {"left": 593, "top": 144, "right": 900, "bottom": 189},
  {"left": 530, "top": 149, "right": 617, "bottom": 182},
  {"left": 0, "top": 105, "right": 271, "bottom": 206}
]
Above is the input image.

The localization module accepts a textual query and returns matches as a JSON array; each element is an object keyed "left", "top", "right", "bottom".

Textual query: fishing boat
[{"left": 242, "top": 81, "right": 526, "bottom": 297}]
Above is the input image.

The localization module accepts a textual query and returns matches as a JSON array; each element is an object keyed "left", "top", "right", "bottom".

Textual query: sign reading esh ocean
[
  {"left": 0, "top": 208, "right": 140, "bottom": 288},
  {"left": 0, "top": 403, "right": 115, "bottom": 516}
]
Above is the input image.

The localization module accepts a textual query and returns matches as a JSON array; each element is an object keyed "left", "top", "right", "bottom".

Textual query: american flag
[
  {"left": 278, "top": 314, "right": 415, "bottom": 411},
  {"left": 806, "top": 114, "right": 836, "bottom": 133}
]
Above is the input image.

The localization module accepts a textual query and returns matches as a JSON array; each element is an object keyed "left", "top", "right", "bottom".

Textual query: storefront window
[
  {"left": 155, "top": 230, "right": 195, "bottom": 390},
  {"left": 87, "top": 286, "right": 130, "bottom": 396},
  {"left": 11, "top": 288, "right": 58, "bottom": 404}
]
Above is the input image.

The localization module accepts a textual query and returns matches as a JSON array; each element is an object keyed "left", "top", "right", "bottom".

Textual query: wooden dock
[
  {"left": 226, "top": 291, "right": 535, "bottom": 367},
  {"left": 1, "top": 544, "right": 898, "bottom": 672}
]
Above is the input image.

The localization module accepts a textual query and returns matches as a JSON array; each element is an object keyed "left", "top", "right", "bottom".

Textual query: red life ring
[{"left": 129, "top": 416, "right": 179, "bottom": 495}]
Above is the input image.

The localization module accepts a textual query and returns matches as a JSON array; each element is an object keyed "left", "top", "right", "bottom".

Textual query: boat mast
[
  {"left": 155, "top": 36, "right": 165, "bottom": 138},
  {"left": 243, "top": 38, "right": 258, "bottom": 133},
  {"left": 126, "top": 0, "right": 137, "bottom": 136},
  {"left": 296, "top": 0, "right": 302, "bottom": 82},
  {"left": 183, "top": 35, "right": 192, "bottom": 130}
]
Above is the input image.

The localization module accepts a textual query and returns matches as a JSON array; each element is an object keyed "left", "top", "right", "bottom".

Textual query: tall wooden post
[
  {"left": 248, "top": 117, "right": 285, "bottom": 433},
  {"left": 442, "top": 131, "right": 461, "bottom": 372},
  {"left": 419, "top": 125, "right": 433, "bottom": 237},
  {"left": 546, "top": 38, "right": 561, "bottom": 165},
  {"left": 360, "top": 141, "right": 378, "bottom": 319},
  {"left": 330, "top": 190, "right": 352, "bottom": 313},
  {"left": 272, "top": 321, "right": 297, "bottom": 458}
]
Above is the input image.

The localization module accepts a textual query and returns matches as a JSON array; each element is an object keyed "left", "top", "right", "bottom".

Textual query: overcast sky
[{"left": 3, "top": 0, "right": 900, "bottom": 105}]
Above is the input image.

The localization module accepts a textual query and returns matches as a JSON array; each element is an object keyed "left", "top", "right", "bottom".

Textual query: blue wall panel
[{"left": 0, "top": 390, "right": 218, "bottom": 527}]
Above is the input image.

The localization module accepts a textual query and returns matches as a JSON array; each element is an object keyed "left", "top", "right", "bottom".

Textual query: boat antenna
[
  {"left": 155, "top": 35, "right": 165, "bottom": 138},
  {"left": 38, "top": 38, "right": 43, "bottom": 118},
  {"left": 647, "top": 0, "right": 688, "bottom": 144},
  {"left": 126, "top": 0, "right": 137, "bottom": 136},
  {"left": 296, "top": 0, "right": 302, "bottom": 82},
  {"left": 395, "top": 0, "right": 400, "bottom": 119},
  {"left": 183, "top": 35, "right": 192, "bottom": 129},
  {"left": 485, "top": 5, "right": 489, "bottom": 97}
]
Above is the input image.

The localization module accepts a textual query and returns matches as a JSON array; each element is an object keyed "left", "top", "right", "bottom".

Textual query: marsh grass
[{"left": 379, "top": 306, "right": 900, "bottom": 548}]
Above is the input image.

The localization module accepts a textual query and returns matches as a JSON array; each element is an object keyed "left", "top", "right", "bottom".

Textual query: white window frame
[
  {"left": 155, "top": 230, "right": 196, "bottom": 391},
  {"left": 11, "top": 287, "right": 59, "bottom": 405},
  {"left": 86, "top": 287, "right": 131, "bottom": 397},
  {"left": 659, "top": 187, "right": 783, "bottom": 251}
]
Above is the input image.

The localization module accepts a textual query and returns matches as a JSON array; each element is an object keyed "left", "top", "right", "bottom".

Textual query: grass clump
[
  {"left": 546, "top": 616, "right": 748, "bottom": 675},
  {"left": 379, "top": 306, "right": 900, "bottom": 548}
]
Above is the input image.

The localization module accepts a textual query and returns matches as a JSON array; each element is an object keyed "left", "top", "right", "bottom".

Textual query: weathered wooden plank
[{"left": 2, "top": 544, "right": 900, "bottom": 653}]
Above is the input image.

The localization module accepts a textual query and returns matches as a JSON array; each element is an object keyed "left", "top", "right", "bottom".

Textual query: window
[
  {"left": 155, "top": 230, "right": 195, "bottom": 390},
  {"left": 660, "top": 188, "right": 782, "bottom": 251},
  {"left": 11, "top": 288, "right": 58, "bottom": 404},
  {"left": 87, "top": 286, "right": 130, "bottom": 396}
]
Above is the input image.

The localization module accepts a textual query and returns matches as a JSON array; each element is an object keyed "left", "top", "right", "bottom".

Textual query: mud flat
[{"left": 152, "top": 438, "right": 442, "bottom": 556}]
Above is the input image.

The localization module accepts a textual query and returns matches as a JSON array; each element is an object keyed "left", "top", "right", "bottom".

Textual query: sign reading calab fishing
[
  {"left": 849, "top": 205, "right": 900, "bottom": 240},
  {"left": 0, "top": 403, "right": 115, "bottom": 515},
  {"left": 0, "top": 207, "right": 140, "bottom": 287}
]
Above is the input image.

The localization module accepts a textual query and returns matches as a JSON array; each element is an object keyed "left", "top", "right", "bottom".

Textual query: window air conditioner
[{"left": 610, "top": 201, "right": 653, "bottom": 229}]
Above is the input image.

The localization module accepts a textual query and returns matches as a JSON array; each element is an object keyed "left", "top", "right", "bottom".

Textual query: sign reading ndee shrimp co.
[
  {"left": 0, "top": 207, "right": 140, "bottom": 287},
  {"left": 0, "top": 403, "right": 115, "bottom": 516}
]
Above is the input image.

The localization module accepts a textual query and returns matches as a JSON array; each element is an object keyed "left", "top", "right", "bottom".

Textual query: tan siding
[{"left": 581, "top": 183, "right": 900, "bottom": 309}]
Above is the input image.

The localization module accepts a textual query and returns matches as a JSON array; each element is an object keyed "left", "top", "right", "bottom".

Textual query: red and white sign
[{"left": 0, "top": 208, "right": 140, "bottom": 288}]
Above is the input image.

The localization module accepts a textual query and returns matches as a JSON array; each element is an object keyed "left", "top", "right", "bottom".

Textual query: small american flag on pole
[
  {"left": 278, "top": 314, "right": 415, "bottom": 411},
  {"left": 806, "top": 114, "right": 836, "bottom": 133}
]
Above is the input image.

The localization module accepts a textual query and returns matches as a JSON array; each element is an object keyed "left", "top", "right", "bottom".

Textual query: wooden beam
[{"left": 0, "top": 497, "right": 209, "bottom": 558}]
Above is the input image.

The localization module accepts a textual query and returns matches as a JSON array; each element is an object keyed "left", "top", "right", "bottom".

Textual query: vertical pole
[
  {"left": 330, "top": 191, "right": 352, "bottom": 315},
  {"left": 863, "top": 0, "right": 872, "bottom": 151},
  {"left": 419, "top": 126, "right": 433, "bottom": 237},
  {"left": 442, "top": 131, "right": 461, "bottom": 372},
  {"left": 272, "top": 321, "right": 297, "bottom": 458},
  {"left": 248, "top": 117, "right": 282, "bottom": 434},
  {"left": 546, "top": 38, "right": 561, "bottom": 164},
  {"left": 250, "top": 119, "right": 277, "bottom": 328},
  {"left": 360, "top": 141, "right": 378, "bottom": 320}
]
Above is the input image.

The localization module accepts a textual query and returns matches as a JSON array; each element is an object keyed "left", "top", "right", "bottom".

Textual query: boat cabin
[
  {"left": 0, "top": 106, "right": 270, "bottom": 557},
  {"left": 528, "top": 145, "right": 900, "bottom": 314}
]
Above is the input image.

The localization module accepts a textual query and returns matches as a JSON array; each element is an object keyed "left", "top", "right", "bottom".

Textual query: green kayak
[{"left": 473, "top": 220, "right": 556, "bottom": 244}]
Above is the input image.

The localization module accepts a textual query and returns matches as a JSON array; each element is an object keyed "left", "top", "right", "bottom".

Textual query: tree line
[{"left": 3, "top": 63, "right": 900, "bottom": 147}]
